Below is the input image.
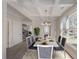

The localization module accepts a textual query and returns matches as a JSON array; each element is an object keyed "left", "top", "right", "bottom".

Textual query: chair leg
[
  {"left": 53, "top": 49, "right": 55, "bottom": 58},
  {"left": 64, "top": 50, "right": 66, "bottom": 58}
]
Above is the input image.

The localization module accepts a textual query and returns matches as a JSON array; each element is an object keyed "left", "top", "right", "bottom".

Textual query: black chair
[
  {"left": 54, "top": 37, "right": 66, "bottom": 58},
  {"left": 54, "top": 37, "right": 66, "bottom": 50},
  {"left": 57, "top": 36, "right": 61, "bottom": 43},
  {"left": 61, "top": 37, "right": 66, "bottom": 47},
  {"left": 57, "top": 36, "right": 61, "bottom": 45}
]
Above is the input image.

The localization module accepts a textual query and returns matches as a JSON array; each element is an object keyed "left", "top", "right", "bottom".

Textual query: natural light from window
[{"left": 60, "top": 12, "right": 77, "bottom": 45}]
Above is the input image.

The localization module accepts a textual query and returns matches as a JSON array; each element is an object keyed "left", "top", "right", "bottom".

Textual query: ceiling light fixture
[{"left": 42, "top": 9, "right": 51, "bottom": 25}]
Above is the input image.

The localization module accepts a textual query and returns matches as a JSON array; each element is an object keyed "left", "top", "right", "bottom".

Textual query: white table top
[{"left": 34, "top": 40, "right": 58, "bottom": 47}]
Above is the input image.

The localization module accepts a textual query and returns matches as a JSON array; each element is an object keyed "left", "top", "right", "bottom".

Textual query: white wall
[
  {"left": 13, "top": 19, "right": 22, "bottom": 47},
  {"left": 7, "top": 5, "right": 22, "bottom": 47},
  {"left": 7, "top": 4, "right": 31, "bottom": 48},
  {"left": 8, "top": 18, "right": 22, "bottom": 47}
]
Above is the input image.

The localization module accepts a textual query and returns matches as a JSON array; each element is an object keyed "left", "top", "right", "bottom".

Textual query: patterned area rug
[{"left": 22, "top": 50, "right": 71, "bottom": 59}]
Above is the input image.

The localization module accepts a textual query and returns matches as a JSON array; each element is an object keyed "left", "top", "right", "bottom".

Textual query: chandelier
[{"left": 42, "top": 21, "right": 51, "bottom": 25}]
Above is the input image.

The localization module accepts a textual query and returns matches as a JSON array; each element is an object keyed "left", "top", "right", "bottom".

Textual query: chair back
[
  {"left": 26, "top": 37, "right": 30, "bottom": 48},
  {"left": 37, "top": 45, "right": 53, "bottom": 59},
  {"left": 61, "top": 37, "right": 66, "bottom": 47},
  {"left": 58, "top": 36, "right": 61, "bottom": 43}
]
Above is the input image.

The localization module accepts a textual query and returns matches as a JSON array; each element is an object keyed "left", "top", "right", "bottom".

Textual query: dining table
[{"left": 33, "top": 39, "right": 59, "bottom": 47}]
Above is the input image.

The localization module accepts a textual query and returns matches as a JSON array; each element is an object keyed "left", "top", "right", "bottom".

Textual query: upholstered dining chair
[
  {"left": 25, "top": 36, "right": 33, "bottom": 46},
  {"left": 57, "top": 35, "right": 61, "bottom": 44},
  {"left": 25, "top": 37, "right": 36, "bottom": 56},
  {"left": 37, "top": 45, "right": 53, "bottom": 59},
  {"left": 54, "top": 37, "right": 66, "bottom": 58},
  {"left": 26, "top": 37, "right": 32, "bottom": 52}
]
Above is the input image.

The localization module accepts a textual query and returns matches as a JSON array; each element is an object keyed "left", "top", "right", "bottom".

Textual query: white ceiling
[{"left": 7, "top": 0, "right": 76, "bottom": 21}]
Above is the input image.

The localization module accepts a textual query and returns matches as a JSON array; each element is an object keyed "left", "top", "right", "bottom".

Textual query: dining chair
[
  {"left": 54, "top": 37, "right": 66, "bottom": 50},
  {"left": 54, "top": 37, "right": 66, "bottom": 58},
  {"left": 26, "top": 37, "right": 31, "bottom": 48},
  {"left": 57, "top": 35, "right": 61, "bottom": 44},
  {"left": 61, "top": 37, "right": 66, "bottom": 47},
  {"left": 26, "top": 36, "right": 37, "bottom": 50},
  {"left": 25, "top": 37, "right": 36, "bottom": 56},
  {"left": 37, "top": 45, "right": 53, "bottom": 59}
]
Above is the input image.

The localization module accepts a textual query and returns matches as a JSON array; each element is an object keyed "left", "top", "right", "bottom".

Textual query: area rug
[{"left": 22, "top": 50, "right": 71, "bottom": 59}]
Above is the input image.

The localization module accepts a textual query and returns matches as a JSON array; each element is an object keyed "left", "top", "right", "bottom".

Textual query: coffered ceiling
[{"left": 7, "top": 0, "right": 76, "bottom": 21}]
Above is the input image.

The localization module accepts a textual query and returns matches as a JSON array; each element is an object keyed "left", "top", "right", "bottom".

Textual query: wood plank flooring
[{"left": 7, "top": 41, "right": 27, "bottom": 59}]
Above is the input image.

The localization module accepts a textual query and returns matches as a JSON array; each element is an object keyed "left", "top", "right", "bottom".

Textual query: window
[
  {"left": 66, "top": 12, "right": 77, "bottom": 44},
  {"left": 60, "top": 12, "right": 77, "bottom": 44},
  {"left": 44, "top": 25, "right": 50, "bottom": 34},
  {"left": 60, "top": 16, "right": 68, "bottom": 36},
  {"left": 42, "top": 22, "right": 51, "bottom": 36}
]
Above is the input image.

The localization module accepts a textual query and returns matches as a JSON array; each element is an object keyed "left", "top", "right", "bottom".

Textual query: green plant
[{"left": 34, "top": 27, "right": 40, "bottom": 36}]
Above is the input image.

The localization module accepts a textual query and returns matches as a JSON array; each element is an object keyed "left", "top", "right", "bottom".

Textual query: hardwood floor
[{"left": 7, "top": 41, "right": 27, "bottom": 59}]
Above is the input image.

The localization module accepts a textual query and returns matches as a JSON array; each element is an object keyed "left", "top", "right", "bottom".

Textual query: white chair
[
  {"left": 25, "top": 37, "right": 36, "bottom": 56},
  {"left": 26, "top": 36, "right": 33, "bottom": 47},
  {"left": 26, "top": 36, "right": 31, "bottom": 48},
  {"left": 37, "top": 45, "right": 53, "bottom": 59}
]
